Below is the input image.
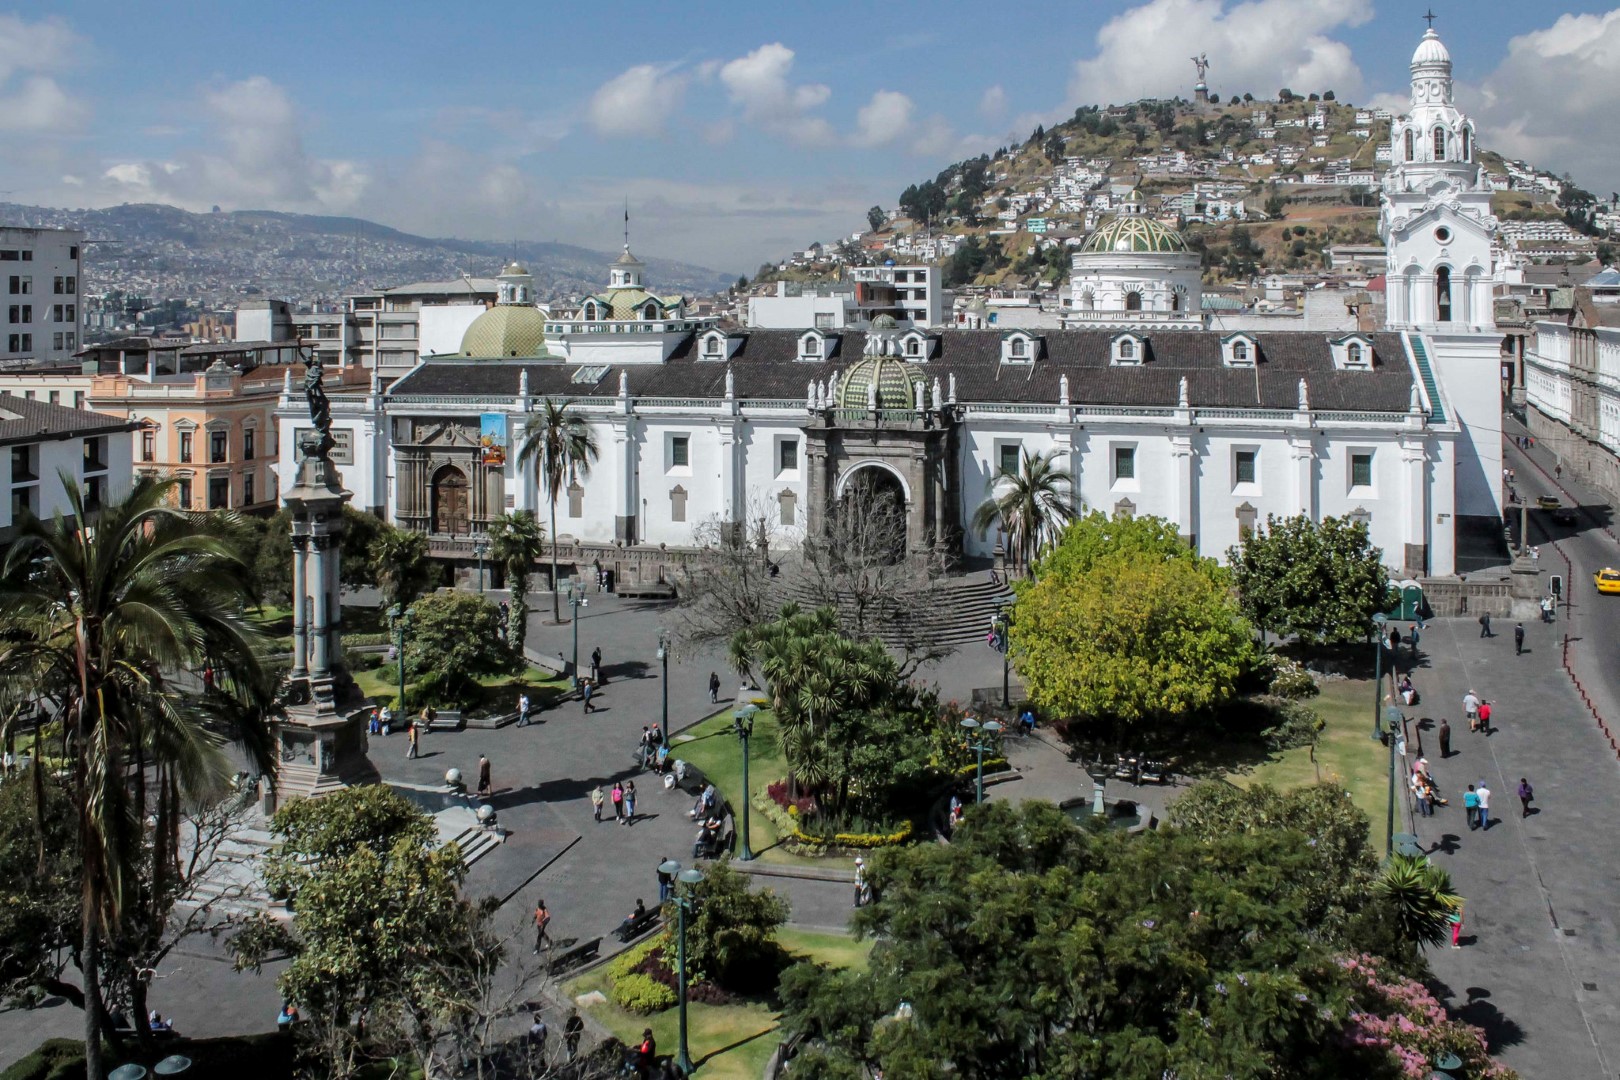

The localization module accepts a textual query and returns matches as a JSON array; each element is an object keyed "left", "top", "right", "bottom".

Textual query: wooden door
[{"left": 432, "top": 467, "right": 470, "bottom": 535}]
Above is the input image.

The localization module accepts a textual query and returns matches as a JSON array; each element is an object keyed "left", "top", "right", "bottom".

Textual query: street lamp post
[
  {"left": 1384, "top": 703, "right": 1404, "bottom": 857},
  {"left": 733, "top": 705, "right": 757, "bottom": 861},
  {"left": 389, "top": 604, "right": 415, "bottom": 711},
  {"left": 472, "top": 535, "right": 489, "bottom": 594},
  {"left": 564, "top": 582, "right": 586, "bottom": 688},
  {"left": 658, "top": 860, "right": 705, "bottom": 1076},
  {"left": 1370, "top": 612, "right": 1389, "bottom": 740},
  {"left": 993, "top": 608, "right": 1011, "bottom": 707},
  {"left": 657, "top": 630, "right": 670, "bottom": 745},
  {"left": 960, "top": 717, "right": 1003, "bottom": 805}
]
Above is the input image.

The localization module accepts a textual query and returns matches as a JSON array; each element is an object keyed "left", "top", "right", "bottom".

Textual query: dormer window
[
  {"left": 1000, "top": 332, "right": 1038, "bottom": 364},
  {"left": 1222, "top": 333, "right": 1257, "bottom": 367},
  {"left": 1329, "top": 334, "right": 1374, "bottom": 370},
  {"left": 699, "top": 331, "right": 737, "bottom": 362},
  {"left": 704, "top": 336, "right": 723, "bottom": 358},
  {"left": 583, "top": 301, "right": 599, "bottom": 321},
  {"left": 1111, "top": 332, "right": 1145, "bottom": 365},
  {"left": 906, "top": 338, "right": 920, "bottom": 357},
  {"left": 643, "top": 303, "right": 658, "bottom": 320},
  {"left": 798, "top": 331, "right": 830, "bottom": 362}
]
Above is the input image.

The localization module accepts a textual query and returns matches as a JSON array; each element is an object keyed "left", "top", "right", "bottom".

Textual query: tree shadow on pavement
[
  {"left": 1431, "top": 982, "right": 1527, "bottom": 1052},
  {"left": 489, "top": 768, "right": 650, "bottom": 811}
]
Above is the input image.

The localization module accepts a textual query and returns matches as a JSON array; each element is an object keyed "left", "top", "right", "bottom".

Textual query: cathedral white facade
[{"left": 279, "top": 25, "right": 1503, "bottom": 588}]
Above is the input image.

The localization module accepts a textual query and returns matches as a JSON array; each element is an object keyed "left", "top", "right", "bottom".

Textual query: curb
[{"left": 731, "top": 862, "right": 851, "bottom": 883}]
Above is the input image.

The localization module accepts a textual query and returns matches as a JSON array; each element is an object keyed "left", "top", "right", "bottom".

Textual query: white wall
[
  {"left": 0, "top": 428, "right": 132, "bottom": 530},
  {"left": 418, "top": 304, "right": 488, "bottom": 359},
  {"left": 1425, "top": 332, "right": 1502, "bottom": 519}
]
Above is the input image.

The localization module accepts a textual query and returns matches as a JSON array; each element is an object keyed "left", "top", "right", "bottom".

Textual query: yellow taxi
[{"left": 1595, "top": 568, "right": 1620, "bottom": 595}]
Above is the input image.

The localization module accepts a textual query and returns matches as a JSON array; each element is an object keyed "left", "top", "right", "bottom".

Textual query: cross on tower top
[{"left": 1423, "top": 9, "right": 1437, "bottom": 28}]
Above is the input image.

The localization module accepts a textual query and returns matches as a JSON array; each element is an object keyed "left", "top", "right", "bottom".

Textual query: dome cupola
[{"left": 838, "top": 354, "right": 925, "bottom": 412}]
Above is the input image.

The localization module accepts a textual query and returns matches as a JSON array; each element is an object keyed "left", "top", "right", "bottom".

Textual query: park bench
[
  {"left": 546, "top": 936, "right": 602, "bottom": 976},
  {"left": 613, "top": 908, "right": 663, "bottom": 943}
]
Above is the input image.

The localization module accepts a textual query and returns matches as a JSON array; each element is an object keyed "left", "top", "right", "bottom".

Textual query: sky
[{"left": 2, "top": 0, "right": 1619, "bottom": 275}]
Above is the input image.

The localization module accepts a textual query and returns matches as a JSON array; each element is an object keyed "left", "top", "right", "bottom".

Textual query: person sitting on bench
[
  {"left": 617, "top": 899, "right": 648, "bottom": 938},
  {"left": 693, "top": 815, "right": 723, "bottom": 857}
]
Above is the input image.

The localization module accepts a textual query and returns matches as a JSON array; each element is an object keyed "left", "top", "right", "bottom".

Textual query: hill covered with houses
[{"left": 758, "top": 92, "right": 1616, "bottom": 296}]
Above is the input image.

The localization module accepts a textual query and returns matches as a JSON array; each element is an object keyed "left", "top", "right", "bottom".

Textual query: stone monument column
[{"left": 270, "top": 352, "right": 376, "bottom": 801}]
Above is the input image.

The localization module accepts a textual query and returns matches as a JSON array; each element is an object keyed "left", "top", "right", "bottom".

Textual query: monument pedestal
[{"left": 1509, "top": 553, "right": 1544, "bottom": 622}]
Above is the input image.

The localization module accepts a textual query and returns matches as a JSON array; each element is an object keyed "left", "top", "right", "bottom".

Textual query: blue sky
[{"left": 3, "top": 1, "right": 1619, "bottom": 273}]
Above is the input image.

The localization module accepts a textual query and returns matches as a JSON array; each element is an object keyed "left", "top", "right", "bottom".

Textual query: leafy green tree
[
  {"left": 247, "top": 510, "right": 293, "bottom": 605},
  {"left": 234, "top": 786, "right": 485, "bottom": 1080},
  {"left": 404, "top": 592, "right": 511, "bottom": 707},
  {"left": 1012, "top": 514, "right": 1252, "bottom": 729},
  {"left": 1227, "top": 514, "right": 1389, "bottom": 644},
  {"left": 0, "top": 478, "right": 275, "bottom": 1079},
  {"left": 487, "top": 510, "right": 545, "bottom": 650},
  {"left": 339, "top": 506, "right": 385, "bottom": 589},
  {"left": 866, "top": 205, "right": 886, "bottom": 232},
  {"left": 782, "top": 801, "right": 1360, "bottom": 1078},
  {"left": 971, "top": 447, "right": 1077, "bottom": 576},
  {"left": 369, "top": 523, "right": 439, "bottom": 612},
  {"left": 679, "top": 860, "right": 790, "bottom": 993},
  {"left": 0, "top": 770, "right": 80, "bottom": 1008},
  {"left": 519, "top": 398, "right": 601, "bottom": 623}
]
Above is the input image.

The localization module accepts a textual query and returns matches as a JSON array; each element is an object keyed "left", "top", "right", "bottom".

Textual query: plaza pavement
[{"left": 1402, "top": 609, "right": 1620, "bottom": 1078}]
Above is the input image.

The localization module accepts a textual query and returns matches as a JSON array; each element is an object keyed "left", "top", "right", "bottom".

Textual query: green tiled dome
[
  {"left": 460, "top": 305, "right": 550, "bottom": 359},
  {"left": 1082, "top": 214, "right": 1188, "bottom": 254},
  {"left": 839, "top": 355, "right": 923, "bottom": 411}
]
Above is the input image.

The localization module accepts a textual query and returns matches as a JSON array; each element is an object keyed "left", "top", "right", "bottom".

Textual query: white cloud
[
  {"left": 0, "top": 14, "right": 88, "bottom": 132},
  {"left": 1468, "top": 9, "right": 1620, "bottom": 194},
  {"left": 852, "top": 90, "right": 915, "bottom": 148},
  {"left": 97, "top": 75, "right": 367, "bottom": 212},
  {"left": 717, "top": 43, "right": 835, "bottom": 145},
  {"left": 1067, "top": 0, "right": 1372, "bottom": 109},
  {"left": 979, "top": 85, "right": 1008, "bottom": 121},
  {"left": 588, "top": 63, "right": 687, "bottom": 138}
]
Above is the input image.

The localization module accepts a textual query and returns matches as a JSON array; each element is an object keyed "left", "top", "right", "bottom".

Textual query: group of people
[
  {"left": 590, "top": 780, "right": 639, "bottom": 825},
  {"left": 638, "top": 725, "right": 669, "bottom": 771},
  {"left": 365, "top": 704, "right": 439, "bottom": 759}
]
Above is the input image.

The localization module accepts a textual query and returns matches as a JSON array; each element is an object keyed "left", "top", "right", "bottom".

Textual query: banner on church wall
[{"left": 479, "top": 413, "right": 507, "bottom": 466}]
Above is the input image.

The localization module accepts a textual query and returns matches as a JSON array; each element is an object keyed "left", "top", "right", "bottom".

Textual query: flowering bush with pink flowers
[{"left": 1339, "top": 954, "right": 1519, "bottom": 1079}]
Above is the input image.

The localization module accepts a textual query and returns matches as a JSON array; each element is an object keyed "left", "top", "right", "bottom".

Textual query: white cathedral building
[{"left": 282, "top": 25, "right": 1504, "bottom": 589}]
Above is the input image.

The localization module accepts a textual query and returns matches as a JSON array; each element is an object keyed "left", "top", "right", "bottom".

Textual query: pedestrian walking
[
  {"left": 582, "top": 679, "right": 596, "bottom": 714},
  {"left": 528, "top": 1012, "right": 549, "bottom": 1054},
  {"left": 1412, "top": 772, "right": 1432, "bottom": 817},
  {"left": 1463, "top": 691, "right": 1480, "bottom": 732},
  {"left": 624, "top": 780, "right": 637, "bottom": 826},
  {"left": 1388, "top": 625, "right": 1402, "bottom": 654},
  {"left": 477, "top": 754, "right": 492, "bottom": 798},
  {"left": 590, "top": 646, "right": 603, "bottom": 685},
  {"left": 518, "top": 691, "right": 532, "bottom": 727},
  {"left": 611, "top": 781, "right": 625, "bottom": 822},
  {"left": 1518, "top": 777, "right": 1534, "bottom": 817},
  {"left": 1478, "top": 700, "right": 1493, "bottom": 734},
  {"left": 1514, "top": 623, "right": 1525, "bottom": 655},
  {"left": 1556, "top": 462, "right": 1563, "bottom": 480},
  {"left": 1477, "top": 781, "right": 1491, "bottom": 829},
  {"left": 591, "top": 785, "right": 605, "bottom": 822},
  {"left": 1463, "top": 785, "right": 1479, "bottom": 830},
  {"left": 1478, "top": 612, "right": 1493, "bottom": 638},
  {"left": 407, "top": 720, "right": 420, "bottom": 759},
  {"left": 1541, "top": 595, "right": 1555, "bottom": 623},
  {"left": 379, "top": 704, "right": 393, "bottom": 736},
  {"left": 853, "top": 857, "right": 868, "bottom": 908},
  {"left": 657, "top": 857, "right": 673, "bottom": 901},
  {"left": 708, "top": 671, "right": 721, "bottom": 704},
  {"left": 1438, "top": 718, "right": 1451, "bottom": 758},
  {"left": 532, "top": 898, "right": 552, "bottom": 954},
  {"left": 564, "top": 1012, "right": 584, "bottom": 1060},
  {"left": 1449, "top": 902, "right": 1465, "bottom": 948}
]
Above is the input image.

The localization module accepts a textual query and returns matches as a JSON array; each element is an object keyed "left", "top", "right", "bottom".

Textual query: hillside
[
  {"left": 769, "top": 93, "right": 1599, "bottom": 291},
  {"left": 0, "top": 202, "right": 735, "bottom": 307}
]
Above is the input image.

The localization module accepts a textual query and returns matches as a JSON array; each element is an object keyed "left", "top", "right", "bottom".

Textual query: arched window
[
  {"left": 584, "top": 301, "right": 598, "bottom": 321},
  {"left": 1125, "top": 290, "right": 1143, "bottom": 311},
  {"left": 1011, "top": 338, "right": 1026, "bottom": 357},
  {"left": 1432, "top": 127, "right": 1446, "bottom": 160},
  {"left": 1118, "top": 339, "right": 1135, "bottom": 360},
  {"left": 1404, "top": 129, "right": 1414, "bottom": 162},
  {"left": 1347, "top": 343, "right": 1363, "bottom": 366},
  {"left": 643, "top": 303, "right": 658, "bottom": 320},
  {"left": 1460, "top": 127, "right": 1470, "bottom": 161},
  {"left": 1081, "top": 290, "right": 1095, "bottom": 311},
  {"left": 1171, "top": 290, "right": 1182, "bottom": 312},
  {"left": 803, "top": 337, "right": 819, "bottom": 356},
  {"left": 1435, "top": 266, "right": 1452, "bottom": 323},
  {"left": 1233, "top": 340, "right": 1248, "bottom": 362},
  {"left": 704, "top": 337, "right": 722, "bottom": 357},
  {"left": 906, "top": 338, "right": 920, "bottom": 356}
]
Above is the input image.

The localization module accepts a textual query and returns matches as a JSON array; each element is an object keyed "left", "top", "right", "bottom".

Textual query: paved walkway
[{"left": 1406, "top": 611, "right": 1620, "bottom": 1078}]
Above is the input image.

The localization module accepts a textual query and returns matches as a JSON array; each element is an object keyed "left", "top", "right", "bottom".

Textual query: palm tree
[
  {"left": 517, "top": 399, "right": 600, "bottom": 623},
  {"left": 1374, "top": 853, "right": 1462, "bottom": 954},
  {"left": 487, "top": 511, "right": 546, "bottom": 650},
  {"left": 369, "top": 525, "right": 437, "bottom": 611},
  {"left": 971, "top": 448, "right": 1077, "bottom": 576},
  {"left": 0, "top": 477, "right": 275, "bottom": 1077}
]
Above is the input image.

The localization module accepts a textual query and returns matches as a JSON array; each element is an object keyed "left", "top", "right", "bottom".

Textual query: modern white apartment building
[
  {"left": 748, "top": 265, "right": 949, "bottom": 329},
  {"left": 1, "top": 226, "right": 85, "bottom": 365}
]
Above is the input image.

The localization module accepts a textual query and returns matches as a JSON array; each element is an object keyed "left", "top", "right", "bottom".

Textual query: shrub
[
  {"left": 766, "top": 778, "right": 816, "bottom": 815},
  {"left": 1268, "top": 657, "right": 1319, "bottom": 699},
  {"left": 1260, "top": 697, "right": 1325, "bottom": 751},
  {"left": 611, "top": 971, "right": 676, "bottom": 1014},
  {"left": 607, "top": 934, "right": 665, "bottom": 982}
]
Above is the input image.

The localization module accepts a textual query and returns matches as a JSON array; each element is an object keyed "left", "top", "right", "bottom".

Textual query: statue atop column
[{"left": 301, "top": 353, "right": 336, "bottom": 460}]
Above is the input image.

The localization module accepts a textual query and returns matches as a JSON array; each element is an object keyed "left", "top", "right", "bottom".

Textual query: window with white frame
[
  {"left": 1113, "top": 445, "right": 1137, "bottom": 483},
  {"left": 1234, "top": 448, "right": 1258, "bottom": 487},
  {"left": 1349, "top": 451, "right": 1374, "bottom": 490}
]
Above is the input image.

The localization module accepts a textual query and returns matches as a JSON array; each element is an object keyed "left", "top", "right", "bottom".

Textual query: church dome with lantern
[
  {"left": 1064, "top": 191, "right": 1203, "bottom": 328},
  {"left": 838, "top": 354, "right": 926, "bottom": 412}
]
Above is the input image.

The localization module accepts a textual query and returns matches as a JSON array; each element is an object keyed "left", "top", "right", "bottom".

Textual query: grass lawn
[
  {"left": 350, "top": 664, "right": 568, "bottom": 713},
  {"left": 1232, "top": 678, "right": 1389, "bottom": 832},
  {"left": 565, "top": 927, "right": 870, "bottom": 1080}
]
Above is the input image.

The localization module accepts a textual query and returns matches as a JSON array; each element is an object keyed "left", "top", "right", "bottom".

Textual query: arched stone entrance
[
  {"left": 836, "top": 464, "right": 910, "bottom": 561},
  {"left": 431, "top": 464, "right": 470, "bottom": 535}
]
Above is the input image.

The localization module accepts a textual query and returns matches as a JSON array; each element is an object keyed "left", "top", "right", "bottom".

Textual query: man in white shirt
[
  {"left": 1463, "top": 691, "right": 1480, "bottom": 730},
  {"left": 1476, "top": 782, "right": 1492, "bottom": 830}
]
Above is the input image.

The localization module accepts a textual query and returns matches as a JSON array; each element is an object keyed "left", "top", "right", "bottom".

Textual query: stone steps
[{"left": 773, "top": 572, "right": 1013, "bottom": 648}]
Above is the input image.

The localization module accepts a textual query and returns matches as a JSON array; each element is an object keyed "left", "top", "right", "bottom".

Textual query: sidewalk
[{"left": 1406, "top": 614, "right": 1620, "bottom": 1078}]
